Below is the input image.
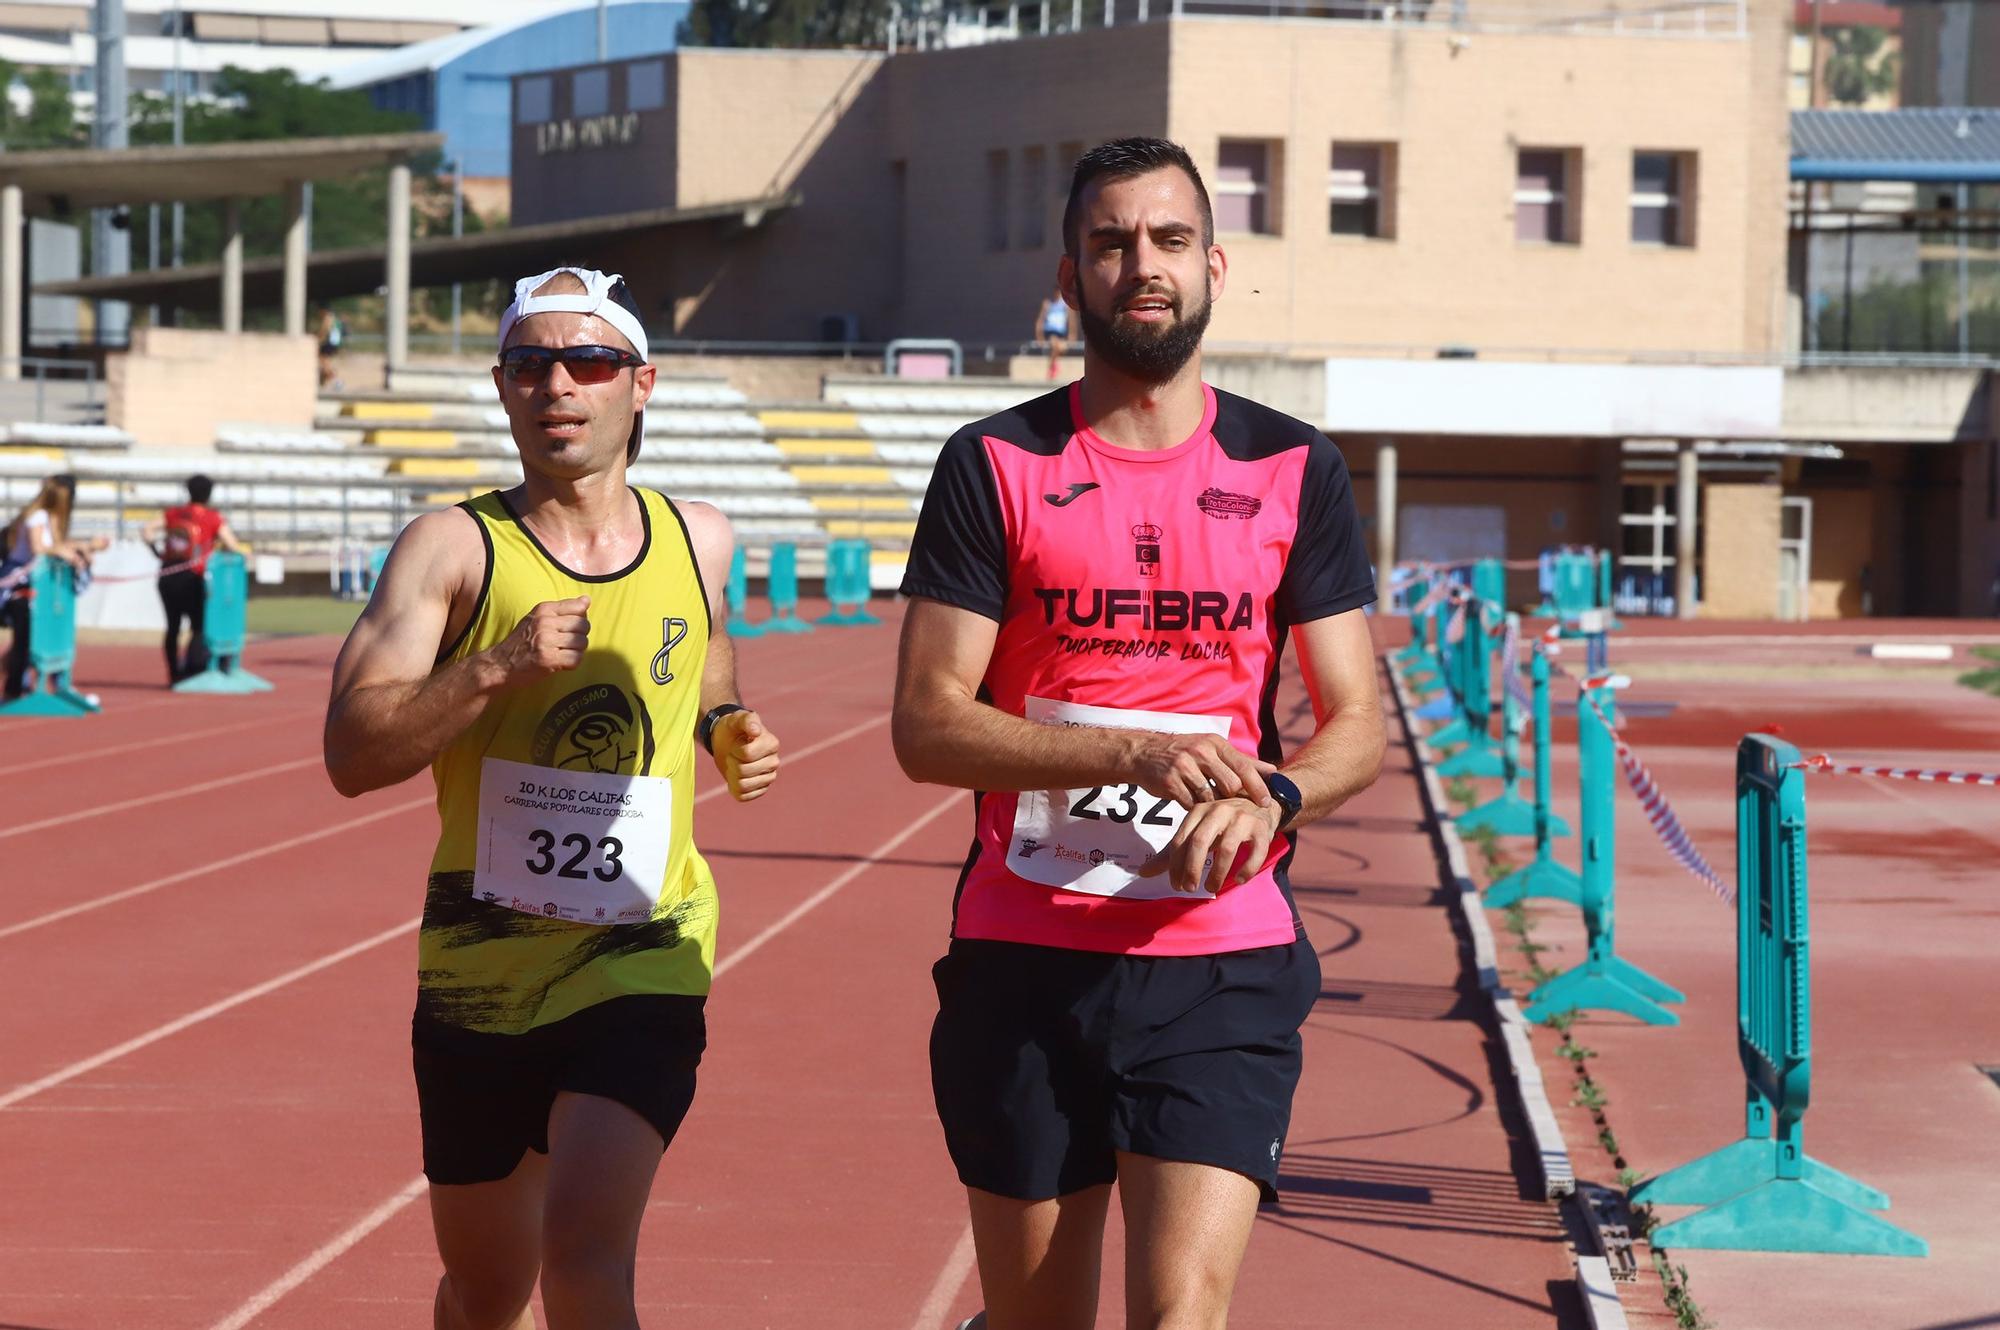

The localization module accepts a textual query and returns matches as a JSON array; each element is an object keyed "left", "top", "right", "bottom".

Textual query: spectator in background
[
  {"left": 1035, "top": 283, "right": 1072, "bottom": 380},
  {"left": 2, "top": 474, "right": 103, "bottom": 700},
  {"left": 317, "top": 306, "right": 346, "bottom": 390},
  {"left": 146, "top": 474, "right": 245, "bottom": 685}
]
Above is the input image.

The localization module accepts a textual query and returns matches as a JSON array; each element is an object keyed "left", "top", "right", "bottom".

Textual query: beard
[{"left": 1075, "top": 278, "right": 1213, "bottom": 384}]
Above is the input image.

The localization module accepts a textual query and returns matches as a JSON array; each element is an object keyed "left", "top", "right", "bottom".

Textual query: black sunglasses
[{"left": 499, "top": 344, "right": 645, "bottom": 385}]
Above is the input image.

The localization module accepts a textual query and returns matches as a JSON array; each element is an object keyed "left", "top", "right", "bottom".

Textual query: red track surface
[
  {"left": 2, "top": 604, "right": 1577, "bottom": 1329},
  {"left": 1443, "top": 639, "right": 2000, "bottom": 1330}
]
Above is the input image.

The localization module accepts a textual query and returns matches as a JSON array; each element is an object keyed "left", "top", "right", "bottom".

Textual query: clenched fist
[
  {"left": 709, "top": 708, "right": 781, "bottom": 802},
  {"left": 489, "top": 596, "right": 591, "bottom": 687}
]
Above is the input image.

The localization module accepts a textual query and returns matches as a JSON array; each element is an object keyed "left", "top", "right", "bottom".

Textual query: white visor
[{"left": 496, "top": 266, "right": 648, "bottom": 360}]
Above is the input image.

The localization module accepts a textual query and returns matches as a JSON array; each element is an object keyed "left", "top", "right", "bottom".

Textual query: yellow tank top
[{"left": 420, "top": 487, "right": 716, "bottom": 1035}]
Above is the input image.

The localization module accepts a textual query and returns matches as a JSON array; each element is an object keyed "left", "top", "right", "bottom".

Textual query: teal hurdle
[
  {"left": 760, "top": 542, "right": 813, "bottom": 634},
  {"left": 1458, "top": 613, "right": 1543, "bottom": 835},
  {"left": 1485, "top": 647, "right": 1579, "bottom": 906},
  {"left": 1424, "top": 606, "right": 1478, "bottom": 750},
  {"left": 1437, "top": 565, "right": 1507, "bottom": 777},
  {"left": 725, "top": 547, "right": 766, "bottom": 638},
  {"left": 1522, "top": 677, "right": 1683, "bottom": 1025},
  {"left": 1637, "top": 734, "right": 1926, "bottom": 1257},
  {"left": 1394, "top": 576, "right": 1442, "bottom": 675},
  {"left": 0, "top": 557, "right": 100, "bottom": 716},
  {"left": 1405, "top": 579, "right": 1453, "bottom": 692},
  {"left": 174, "top": 551, "right": 273, "bottom": 694},
  {"left": 815, "top": 539, "right": 882, "bottom": 627}
]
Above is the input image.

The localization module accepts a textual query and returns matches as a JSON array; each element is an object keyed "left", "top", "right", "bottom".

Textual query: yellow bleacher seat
[
  {"left": 759, "top": 410, "right": 858, "bottom": 432},
  {"left": 344, "top": 401, "right": 433, "bottom": 421},
  {"left": 388, "top": 457, "right": 484, "bottom": 478},
  {"left": 423, "top": 489, "right": 472, "bottom": 505},
  {"left": 810, "top": 496, "right": 913, "bottom": 513},
  {"left": 365, "top": 429, "right": 459, "bottom": 449},
  {"left": 0, "top": 446, "right": 65, "bottom": 462},
  {"left": 789, "top": 466, "right": 891, "bottom": 488},
  {"left": 776, "top": 438, "right": 878, "bottom": 458},
  {"left": 825, "top": 519, "right": 919, "bottom": 539}
]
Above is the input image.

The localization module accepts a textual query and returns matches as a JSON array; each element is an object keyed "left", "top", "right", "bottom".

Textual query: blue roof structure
[
  {"left": 328, "top": 0, "right": 685, "bottom": 178},
  {"left": 1791, "top": 107, "right": 2000, "bottom": 183}
]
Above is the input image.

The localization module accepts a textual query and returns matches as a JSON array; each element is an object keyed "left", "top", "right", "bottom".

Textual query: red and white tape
[
  {"left": 1792, "top": 754, "right": 2000, "bottom": 788},
  {"left": 1552, "top": 657, "right": 1735, "bottom": 905}
]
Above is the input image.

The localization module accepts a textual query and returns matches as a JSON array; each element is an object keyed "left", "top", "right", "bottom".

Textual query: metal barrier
[
  {"left": 1635, "top": 734, "right": 1927, "bottom": 1256},
  {"left": 759, "top": 542, "right": 813, "bottom": 635},
  {"left": 0, "top": 556, "right": 99, "bottom": 716},
  {"left": 1484, "top": 645, "right": 1580, "bottom": 905},
  {"left": 1520, "top": 674, "right": 1684, "bottom": 1026},
  {"left": 1456, "top": 612, "right": 1538, "bottom": 836},
  {"left": 174, "top": 551, "right": 273, "bottom": 694},
  {"left": 815, "top": 539, "right": 881, "bottom": 626}
]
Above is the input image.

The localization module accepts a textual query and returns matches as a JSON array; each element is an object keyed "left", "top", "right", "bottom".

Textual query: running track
[{"left": 0, "top": 604, "right": 1578, "bottom": 1328}]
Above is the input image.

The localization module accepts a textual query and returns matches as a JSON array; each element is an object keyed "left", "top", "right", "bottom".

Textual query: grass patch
[
  {"left": 1959, "top": 646, "right": 2000, "bottom": 700},
  {"left": 247, "top": 595, "right": 365, "bottom": 637}
]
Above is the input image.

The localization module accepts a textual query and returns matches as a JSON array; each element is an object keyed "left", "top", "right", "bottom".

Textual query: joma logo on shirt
[{"left": 1032, "top": 587, "right": 1255, "bottom": 632}]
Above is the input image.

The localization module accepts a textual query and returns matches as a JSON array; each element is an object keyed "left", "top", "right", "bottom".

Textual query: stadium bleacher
[{"left": 0, "top": 368, "right": 1047, "bottom": 590}]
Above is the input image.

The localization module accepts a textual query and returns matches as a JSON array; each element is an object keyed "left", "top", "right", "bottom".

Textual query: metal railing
[{"left": 0, "top": 357, "right": 102, "bottom": 423}]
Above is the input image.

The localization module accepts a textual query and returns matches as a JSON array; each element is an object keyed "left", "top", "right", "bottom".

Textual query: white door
[{"left": 1778, "top": 497, "right": 1812, "bottom": 621}]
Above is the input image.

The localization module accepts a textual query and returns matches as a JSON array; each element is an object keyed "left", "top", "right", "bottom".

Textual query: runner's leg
[
  {"left": 538, "top": 1091, "right": 665, "bottom": 1330},
  {"left": 429, "top": 1151, "right": 547, "bottom": 1330},
  {"left": 965, "top": 1184, "right": 1111, "bottom": 1330},
  {"left": 159, "top": 577, "right": 185, "bottom": 681},
  {"left": 1115, "top": 1154, "right": 1260, "bottom": 1330}
]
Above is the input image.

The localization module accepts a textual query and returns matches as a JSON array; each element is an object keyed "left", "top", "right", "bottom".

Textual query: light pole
[{"left": 450, "top": 158, "right": 463, "bottom": 358}]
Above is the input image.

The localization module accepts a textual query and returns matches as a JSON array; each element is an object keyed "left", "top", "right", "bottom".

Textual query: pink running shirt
[{"left": 900, "top": 383, "right": 1376, "bottom": 956}]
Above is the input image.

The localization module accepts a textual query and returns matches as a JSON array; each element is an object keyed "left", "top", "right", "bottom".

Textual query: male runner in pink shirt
[{"left": 894, "top": 138, "right": 1387, "bottom": 1329}]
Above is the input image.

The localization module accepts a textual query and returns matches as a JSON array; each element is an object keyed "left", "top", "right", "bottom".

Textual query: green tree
[
  {"left": 1824, "top": 25, "right": 1898, "bottom": 107},
  {"left": 680, "top": 0, "right": 894, "bottom": 48},
  {"left": 0, "top": 62, "right": 89, "bottom": 149}
]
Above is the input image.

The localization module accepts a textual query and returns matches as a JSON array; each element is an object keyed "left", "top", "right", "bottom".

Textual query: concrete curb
[{"left": 1384, "top": 658, "right": 1627, "bottom": 1329}]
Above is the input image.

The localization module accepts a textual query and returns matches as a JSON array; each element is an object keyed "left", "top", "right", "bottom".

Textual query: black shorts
[
  {"left": 411, "top": 993, "right": 706, "bottom": 1186},
  {"left": 929, "top": 936, "right": 1320, "bottom": 1203}
]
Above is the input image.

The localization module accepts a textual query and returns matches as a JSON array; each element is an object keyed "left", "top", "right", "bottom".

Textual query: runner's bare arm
[
  {"left": 1281, "top": 607, "right": 1387, "bottom": 822},
  {"left": 680, "top": 500, "right": 779, "bottom": 801},
  {"left": 322, "top": 509, "right": 589, "bottom": 797},
  {"left": 893, "top": 595, "right": 1271, "bottom": 806},
  {"left": 1144, "top": 607, "right": 1384, "bottom": 893}
]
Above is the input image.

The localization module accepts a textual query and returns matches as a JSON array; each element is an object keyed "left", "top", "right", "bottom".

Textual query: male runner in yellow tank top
[{"left": 324, "top": 267, "right": 780, "bottom": 1330}]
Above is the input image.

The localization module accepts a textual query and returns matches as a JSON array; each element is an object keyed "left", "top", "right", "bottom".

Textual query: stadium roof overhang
[
  {"left": 30, "top": 194, "right": 798, "bottom": 311},
  {"left": 1791, "top": 107, "right": 2000, "bottom": 183},
  {"left": 0, "top": 132, "right": 445, "bottom": 210}
]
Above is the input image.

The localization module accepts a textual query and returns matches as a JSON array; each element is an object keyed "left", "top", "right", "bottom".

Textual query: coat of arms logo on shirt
[
  {"left": 1131, "top": 523, "right": 1163, "bottom": 578},
  {"left": 1196, "top": 488, "right": 1262, "bottom": 520}
]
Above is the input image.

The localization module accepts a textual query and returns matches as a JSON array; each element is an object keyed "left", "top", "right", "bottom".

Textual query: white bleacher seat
[
  {"left": 855, "top": 414, "right": 963, "bottom": 439},
  {"left": 1, "top": 422, "right": 134, "bottom": 448},
  {"left": 890, "top": 468, "right": 938, "bottom": 492},
  {"left": 876, "top": 443, "right": 944, "bottom": 466}
]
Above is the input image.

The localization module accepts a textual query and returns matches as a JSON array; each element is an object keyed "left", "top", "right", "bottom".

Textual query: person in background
[
  {"left": 145, "top": 473, "right": 247, "bottom": 685},
  {"left": 1, "top": 474, "right": 104, "bottom": 700},
  {"left": 317, "top": 306, "right": 346, "bottom": 390},
  {"left": 1035, "top": 283, "right": 1072, "bottom": 381}
]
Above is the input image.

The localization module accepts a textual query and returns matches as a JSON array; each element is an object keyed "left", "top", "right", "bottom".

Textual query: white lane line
[
  {"left": 0, "top": 693, "right": 182, "bottom": 732},
  {"left": 691, "top": 712, "right": 890, "bottom": 808},
  {"left": 0, "top": 709, "right": 310, "bottom": 779},
  {"left": 0, "top": 917, "right": 419, "bottom": 1112},
  {"left": 712, "top": 789, "right": 959, "bottom": 978},
  {"left": 908, "top": 1221, "right": 978, "bottom": 1330},
  {"left": 0, "top": 755, "right": 322, "bottom": 841},
  {"left": 0, "top": 796, "right": 434, "bottom": 942},
  {"left": 204, "top": 786, "right": 963, "bottom": 1330},
  {"left": 2, "top": 712, "right": 889, "bottom": 936},
  {"left": 206, "top": 1176, "right": 430, "bottom": 1330}
]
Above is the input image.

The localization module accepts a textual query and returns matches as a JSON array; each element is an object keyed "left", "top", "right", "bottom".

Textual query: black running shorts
[
  {"left": 411, "top": 993, "right": 706, "bottom": 1186},
  {"left": 929, "top": 936, "right": 1320, "bottom": 1203}
]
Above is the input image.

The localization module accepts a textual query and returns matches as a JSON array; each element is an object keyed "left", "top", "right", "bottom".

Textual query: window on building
[
  {"left": 1515, "top": 148, "right": 1579, "bottom": 244},
  {"left": 1329, "top": 142, "right": 1394, "bottom": 238},
  {"left": 628, "top": 60, "right": 667, "bottom": 111},
  {"left": 572, "top": 68, "right": 609, "bottom": 118},
  {"left": 1631, "top": 151, "right": 1694, "bottom": 246},
  {"left": 987, "top": 150, "right": 1011, "bottom": 252},
  {"left": 1216, "top": 140, "right": 1277, "bottom": 235},
  {"left": 517, "top": 75, "right": 552, "bottom": 125},
  {"left": 1020, "top": 146, "right": 1047, "bottom": 249}
]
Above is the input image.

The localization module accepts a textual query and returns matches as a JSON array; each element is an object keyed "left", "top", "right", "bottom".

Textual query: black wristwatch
[
  {"left": 697, "top": 703, "right": 747, "bottom": 754},
  {"left": 1265, "top": 771, "right": 1303, "bottom": 832}
]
